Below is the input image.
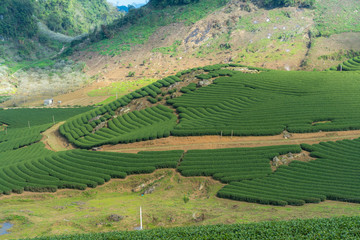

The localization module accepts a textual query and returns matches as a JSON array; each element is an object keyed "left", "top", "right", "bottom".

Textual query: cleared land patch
[{"left": 102, "top": 130, "right": 360, "bottom": 153}]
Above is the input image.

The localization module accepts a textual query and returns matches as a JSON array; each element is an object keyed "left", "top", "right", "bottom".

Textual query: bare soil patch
[
  {"left": 102, "top": 130, "right": 360, "bottom": 153},
  {"left": 270, "top": 150, "right": 316, "bottom": 171},
  {"left": 41, "top": 122, "right": 74, "bottom": 152}
]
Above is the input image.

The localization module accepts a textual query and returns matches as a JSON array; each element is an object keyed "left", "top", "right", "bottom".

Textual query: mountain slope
[{"left": 72, "top": 0, "right": 360, "bottom": 84}]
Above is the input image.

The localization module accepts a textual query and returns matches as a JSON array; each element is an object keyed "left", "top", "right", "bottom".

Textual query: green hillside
[
  {"left": 59, "top": 64, "right": 360, "bottom": 149},
  {"left": 0, "top": 0, "right": 119, "bottom": 38}
]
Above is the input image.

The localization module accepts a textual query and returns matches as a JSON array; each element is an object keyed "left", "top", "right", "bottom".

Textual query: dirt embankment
[
  {"left": 102, "top": 130, "right": 360, "bottom": 153},
  {"left": 41, "top": 122, "right": 74, "bottom": 152}
]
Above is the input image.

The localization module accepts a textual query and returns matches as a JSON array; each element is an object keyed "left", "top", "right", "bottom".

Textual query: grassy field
[
  {"left": 314, "top": 0, "right": 360, "bottom": 36},
  {"left": 2, "top": 169, "right": 360, "bottom": 239},
  {"left": 87, "top": 78, "right": 158, "bottom": 105}
]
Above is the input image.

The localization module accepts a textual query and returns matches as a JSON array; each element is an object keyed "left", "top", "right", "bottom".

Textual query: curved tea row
[
  {"left": 0, "top": 149, "right": 183, "bottom": 194},
  {"left": 218, "top": 139, "right": 360, "bottom": 206}
]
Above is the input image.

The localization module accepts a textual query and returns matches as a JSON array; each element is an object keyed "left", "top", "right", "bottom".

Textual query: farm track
[
  {"left": 102, "top": 130, "right": 360, "bottom": 153},
  {"left": 42, "top": 121, "right": 74, "bottom": 152}
]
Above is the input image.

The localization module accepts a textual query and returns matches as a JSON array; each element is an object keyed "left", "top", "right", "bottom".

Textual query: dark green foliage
[
  {"left": 0, "top": 0, "right": 37, "bottom": 38},
  {"left": 0, "top": 149, "right": 183, "bottom": 194},
  {"left": 180, "top": 83, "right": 197, "bottom": 93},
  {"left": 218, "top": 138, "right": 360, "bottom": 206},
  {"left": 0, "top": 107, "right": 93, "bottom": 128},
  {"left": 179, "top": 145, "right": 300, "bottom": 183},
  {"left": 35, "top": 0, "right": 119, "bottom": 36},
  {"left": 263, "top": 0, "right": 315, "bottom": 8},
  {"left": 150, "top": 0, "right": 200, "bottom": 8},
  {"left": 62, "top": 105, "right": 177, "bottom": 149},
  {"left": 0, "top": 0, "right": 119, "bottom": 38},
  {"left": 330, "top": 56, "right": 360, "bottom": 72},
  {"left": 169, "top": 70, "right": 360, "bottom": 137},
  {"left": 147, "top": 97, "right": 158, "bottom": 103},
  {"left": 22, "top": 216, "right": 360, "bottom": 239}
]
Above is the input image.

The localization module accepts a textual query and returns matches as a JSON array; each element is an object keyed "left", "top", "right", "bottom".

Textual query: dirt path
[
  {"left": 102, "top": 130, "right": 360, "bottom": 153},
  {"left": 41, "top": 122, "right": 74, "bottom": 152}
]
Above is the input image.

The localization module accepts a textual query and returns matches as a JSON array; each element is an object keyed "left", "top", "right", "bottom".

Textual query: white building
[{"left": 44, "top": 99, "right": 53, "bottom": 106}]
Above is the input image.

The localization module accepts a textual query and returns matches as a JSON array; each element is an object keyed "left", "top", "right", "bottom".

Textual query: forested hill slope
[
  {"left": 0, "top": 0, "right": 119, "bottom": 38},
  {"left": 0, "top": 0, "right": 122, "bottom": 101}
]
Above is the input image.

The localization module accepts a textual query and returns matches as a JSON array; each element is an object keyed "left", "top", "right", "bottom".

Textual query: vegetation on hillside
[
  {"left": 60, "top": 64, "right": 360, "bottom": 150},
  {"left": 0, "top": 0, "right": 37, "bottom": 38},
  {"left": 35, "top": 0, "right": 120, "bottom": 36},
  {"left": 88, "top": 0, "right": 229, "bottom": 55},
  {"left": 23, "top": 216, "right": 360, "bottom": 239},
  {"left": 262, "top": 0, "right": 315, "bottom": 8},
  {"left": 0, "top": 0, "right": 119, "bottom": 38},
  {"left": 329, "top": 56, "right": 360, "bottom": 71}
]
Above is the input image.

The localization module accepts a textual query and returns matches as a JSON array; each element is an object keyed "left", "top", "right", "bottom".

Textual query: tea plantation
[
  {"left": 218, "top": 138, "right": 360, "bottom": 206},
  {"left": 330, "top": 56, "right": 360, "bottom": 71},
  {"left": 58, "top": 65, "right": 360, "bottom": 148},
  {"left": 24, "top": 216, "right": 360, "bottom": 240},
  {"left": 2, "top": 65, "right": 360, "bottom": 239},
  {"left": 0, "top": 149, "right": 183, "bottom": 194}
]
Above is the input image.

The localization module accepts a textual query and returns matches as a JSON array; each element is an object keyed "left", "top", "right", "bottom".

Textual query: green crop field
[
  {"left": 3, "top": 64, "right": 360, "bottom": 238},
  {"left": 0, "top": 149, "right": 183, "bottom": 194},
  {"left": 0, "top": 107, "right": 93, "bottom": 154},
  {"left": 218, "top": 138, "right": 360, "bottom": 206},
  {"left": 23, "top": 216, "right": 360, "bottom": 240},
  {"left": 59, "top": 64, "right": 360, "bottom": 148},
  {"left": 329, "top": 56, "right": 360, "bottom": 71},
  {"left": 170, "top": 68, "right": 360, "bottom": 136},
  {"left": 0, "top": 107, "right": 93, "bottom": 128},
  {"left": 178, "top": 145, "right": 301, "bottom": 183}
]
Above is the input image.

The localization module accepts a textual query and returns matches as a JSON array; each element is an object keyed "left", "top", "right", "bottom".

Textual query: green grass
[
  {"left": 152, "top": 40, "right": 182, "bottom": 55},
  {"left": 5, "top": 59, "right": 56, "bottom": 74},
  {"left": 87, "top": 78, "right": 158, "bottom": 98},
  {"left": 313, "top": 0, "right": 360, "bottom": 36},
  {"left": 1, "top": 169, "right": 360, "bottom": 239}
]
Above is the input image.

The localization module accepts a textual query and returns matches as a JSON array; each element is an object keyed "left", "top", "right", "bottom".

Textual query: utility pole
[
  {"left": 140, "top": 206, "right": 143, "bottom": 230},
  {"left": 28, "top": 121, "right": 31, "bottom": 129}
]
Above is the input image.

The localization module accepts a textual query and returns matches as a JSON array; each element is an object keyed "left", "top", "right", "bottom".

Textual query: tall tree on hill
[
  {"left": 150, "top": 0, "right": 200, "bottom": 7},
  {"left": 0, "top": 0, "right": 37, "bottom": 38}
]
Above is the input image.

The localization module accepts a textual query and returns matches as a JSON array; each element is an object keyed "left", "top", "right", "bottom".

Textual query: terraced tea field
[
  {"left": 2, "top": 64, "right": 360, "bottom": 238},
  {"left": 59, "top": 64, "right": 360, "bottom": 149},
  {"left": 330, "top": 56, "right": 360, "bottom": 71}
]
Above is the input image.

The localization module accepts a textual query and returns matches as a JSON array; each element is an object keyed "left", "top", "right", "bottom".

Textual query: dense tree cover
[
  {"left": 35, "top": 0, "right": 120, "bottom": 36},
  {"left": 150, "top": 0, "right": 200, "bottom": 7},
  {"left": 0, "top": 0, "right": 119, "bottom": 38},
  {"left": 0, "top": 0, "right": 37, "bottom": 38},
  {"left": 263, "top": 0, "right": 315, "bottom": 8}
]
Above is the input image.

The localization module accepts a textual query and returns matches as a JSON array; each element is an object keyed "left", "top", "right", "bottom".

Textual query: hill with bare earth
[
  {"left": 62, "top": 0, "right": 360, "bottom": 106},
  {"left": 0, "top": 0, "right": 121, "bottom": 106},
  {"left": 1, "top": 0, "right": 360, "bottom": 107}
]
